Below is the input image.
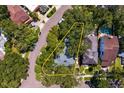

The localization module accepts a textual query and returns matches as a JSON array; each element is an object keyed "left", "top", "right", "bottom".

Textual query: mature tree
[
  {"left": 0, "top": 5, "right": 9, "bottom": 21},
  {"left": 0, "top": 52, "right": 28, "bottom": 88},
  {"left": 90, "top": 70, "right": 110, "bottom": 88},
  {"left": 90, "top": 66, "right": 124, "bottom": 88},
  {"left": 0, "top": 19, "right": 40, "bottom": 53},
  {"left": 29, "top": 12, "right": 39, "bottom": 21},
  {"left": 107, "top": 67, "right": 124, "bottom": 88},
  {"left": 13, "top": 24, "right": 39, "bottom": 53},
  {"left": 39, "top": 65, "right": 78, "bottom": 88},
  {"left": 59, "top": 75, "right": 78, "bottom": 88},
  {"left": 93, "top": 7, "right": 113, "bottom": 27},
  {"left": 107, "top": 6, "right": 124, "bottom": 52}
]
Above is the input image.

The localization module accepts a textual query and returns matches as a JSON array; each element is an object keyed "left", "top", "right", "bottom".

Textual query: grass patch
[{"left": 47, "top": 7, "right": 56, "bottom": 18}]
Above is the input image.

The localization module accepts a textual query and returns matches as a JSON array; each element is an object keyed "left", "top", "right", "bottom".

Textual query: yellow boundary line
[
  {"left": 41, "top": 22, "right": 84, "bottom": 77},
  {"left": 73, "top": 24, "right": 84, "bottom": 75}
]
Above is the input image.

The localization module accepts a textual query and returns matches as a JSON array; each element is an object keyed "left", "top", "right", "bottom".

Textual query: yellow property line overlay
[
  {"left": 42, "top": 22, "right": 84, "bottom": 77},
  {"left": 73, "top": 24, "right": 84, "bottom": 75}
]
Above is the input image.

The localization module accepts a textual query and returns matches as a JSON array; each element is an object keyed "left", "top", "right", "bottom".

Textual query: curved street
[{"left": 20, "top": 5, "right": 71, "bottom": 88}]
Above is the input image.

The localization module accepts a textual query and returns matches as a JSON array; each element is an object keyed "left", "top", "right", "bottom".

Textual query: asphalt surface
[{"left": 20, "top": 5, "right": 71, "bottom": 88}]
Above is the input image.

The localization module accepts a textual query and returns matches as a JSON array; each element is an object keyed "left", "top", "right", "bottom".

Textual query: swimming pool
[{"left": 99, "top": 27, "right": 112, "bottom": 35}]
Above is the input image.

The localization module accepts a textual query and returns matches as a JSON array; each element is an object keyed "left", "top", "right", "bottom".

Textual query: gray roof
[{"left": 82, "top": 34, "right": 98, "bottom": 65}]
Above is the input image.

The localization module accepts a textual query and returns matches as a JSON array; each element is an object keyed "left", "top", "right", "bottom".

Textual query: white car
[{"left": 58, "top": 18, "right": 65, "bottom": 24}]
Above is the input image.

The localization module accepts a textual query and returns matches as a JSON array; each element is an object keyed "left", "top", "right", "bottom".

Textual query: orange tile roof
[
  {"left": 7, "top": 5, "right": 32, "bottom": 25},
  {"left": 101, "top": 36, "right": 119, "bottom": 67}
]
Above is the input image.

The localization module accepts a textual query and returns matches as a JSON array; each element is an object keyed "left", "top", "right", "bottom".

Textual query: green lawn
[{"left": 109, "top": 58, "right": 122, "bottom": 72}]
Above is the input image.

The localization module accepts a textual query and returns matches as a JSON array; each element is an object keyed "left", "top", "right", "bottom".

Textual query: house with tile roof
[
  {"left": 99, "top": 36, "right": 119, "bottom": 67},
  {"left": 7, "top": 5, "right": 32, "bottom": 25}
]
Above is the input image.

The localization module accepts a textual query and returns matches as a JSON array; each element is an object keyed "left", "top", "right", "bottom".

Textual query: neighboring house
[
  {"left": 36, "top": 5, "right": 49, "bottom": 14},
  {"left": 118, "top": 52, "right": 124, "bottom": 65},
  {"left": 24, "top": 5, "right": 49, "bottom": 15},
  {"left": 99, "top": 36, "right": 119, "bottom": 67},
  {"left": 0, "top": 32, "right": 7, "bottom": 60},
  {"left": 7, "top": 5, "right": 32, "bottom": 25},
  {"left": 82, "top": 33, "right": 98, "bottom": 65}
]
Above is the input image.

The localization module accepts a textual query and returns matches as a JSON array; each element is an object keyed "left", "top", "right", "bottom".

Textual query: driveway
[{"left": 20, "top": 5, "right": 72, "bottom": 88}]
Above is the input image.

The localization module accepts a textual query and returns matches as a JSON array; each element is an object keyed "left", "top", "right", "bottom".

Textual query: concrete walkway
[{"left": 20, "top": 5, "right": 71, "bottom": 88}]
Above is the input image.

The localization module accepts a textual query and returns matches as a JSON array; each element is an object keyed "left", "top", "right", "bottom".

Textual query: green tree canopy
[
  {"left": 0, "top": 52, "right": 29, "bottom": 88},
  {"left": 0, "top": 19, "right": 40, "bottom": 53},
  {"left": 0, "top": 5, "right": 9, "bottom": 21}
]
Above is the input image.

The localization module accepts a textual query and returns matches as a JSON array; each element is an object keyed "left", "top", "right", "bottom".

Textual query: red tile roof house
[
  {"left": 99, "top": 36, "right": 119, "bottom": 67},
  {"left": 7, "top": 5, "right": 32, "bottom": 25}
]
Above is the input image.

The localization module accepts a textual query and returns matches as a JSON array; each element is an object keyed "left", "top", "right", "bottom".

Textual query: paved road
[{"left": 20, "top": 5, "right": 71, "bottom": 88}]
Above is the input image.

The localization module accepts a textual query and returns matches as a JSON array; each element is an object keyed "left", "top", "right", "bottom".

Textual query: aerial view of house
[
  {"left": 0, "top": 5, "right": 124, "bottom": 89},
  {"left": 82, "top": 32, "right": 98, "bottom": 65},
  {"left": 99, "top": 36, "right": 119, "bottom": 67}
]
